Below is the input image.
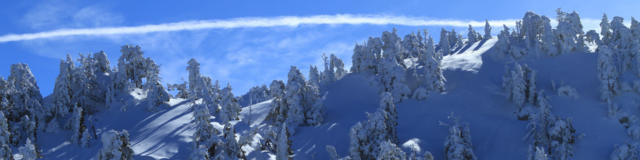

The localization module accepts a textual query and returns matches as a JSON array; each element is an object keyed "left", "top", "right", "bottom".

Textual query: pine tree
[
  {"left": 484, "top": 20, "right": 492, "bottom": 40},
  {"left": 52, "top": 54, "right": 75, "bottom": 118},
  {"left": 285, "top": 66, "right": 305, "bottom": 127},
  {"left": 597, "top": 45, "right": 619, "bottom": 102},
  {"left": 118, "top": 45, "right": 147, "bottom": 88},
  {"left": 467, "top": 25, "right": 478, "bottom": 44},
  {"left": 377, "top": 140, "right": 407, "bottom": 160},
  {"left": 443, "top": 116, "right": 476, "bottom": 160},
  {"left": 601, "top": 14, "right": 612, "bottom": 45},
  {"left": 222, "top": 123, "right": 243, "bottom": 159},
  {"left": 97, "top": 130, "right": 134, "bottom": 160},
  {"left": 611, "top": 142, "right": 640, "bottom": 160},
  {"left": 18, "top": 138, "right": 37, "bottom": 160},
  {"left": 439, "top": 29, "right": 451, "bottom": 56},
  {"left": 276, "top": 123, "right": 292, "bottom": 160},
  {"left": 70, "top": 105, "right": 85, "bottom": 145},
  {"left": 308, "top": 65, "right": 321, "bottom": 88},
  {"left": 425, "top": 36, "right": 446, "bottom": 93},
  {"left": 192, "top": 103, "right": 217, "bottom": 148},
  {"left": 330, "top": 54, "right": 347, "bottom": 80},
  {"left": 529, "top": 146, "right": 548, "bottom": 160},
  {"left": 380, "top": 92, "right": 398, "bottom": 143},
  {"left": 8, "top": 63, "right": 44, "bottom": 135},
  {"left": 144, "top": 58, "right": 169, "bottom": 111},
  {"left": 267, "top": 80, "right": 287, "bottom": 124},
  {"left": 219, "top": 84, "right": 241, "bottom": 123},
  {"left": 555, "top": 9, "right": 585, "bottom": 54},
  {"left": 0, "top": 113, "right": 12, "bottom": 160}
]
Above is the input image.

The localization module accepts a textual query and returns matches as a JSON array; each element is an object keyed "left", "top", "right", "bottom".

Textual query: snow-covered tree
[
  {"left": 18, "top": 138, "right": 37, "bottom": 160},
  {"left": 610, "top": 17, "right": 635, "bottom": 72},
  {"left": 349, "top": 92, "right": 398, "bottom": 160},
  {"left": 267, "top": 80, "right": 287, "bottom": 124},
  {"left": 525, "top": 93, "right": 577, "bottom": 160},
  {"left": 52, "top": 54, "right": 75, "bottom": 118},
  {"left": 504, "top": 63, "right": 527, "bottom": 107},
  {"left": 168, "top": 82, "right": 189, "bottom": 99},
  {"left": 403, "top": 32, "right": 422, "bottom": 59},
  {"left": 331, "top": 54, "right": 347, "bottom": 80},
  {"left": 484, "top": 20, "right": 492, "bottom": 40},
  {"left": 219, "top": 84, "right": 241, "bottom": 123},
  {"left": 443, "top": 116, "right": 476, "bottom": 160},
  {"left": 601, "top": 14, "right": 613, "bottom": 45},
  {"left": 238, "top": 85, "right": 271, "bottom": 106},
  {"left": 69, "top": 105, "right": 88, "bottom": 146},
  {"left": 540, "top": 16, "right": 558, "bottom": 56},
  {"left": 351, "top": 37, "right": 383, "bottom": 74},
  {"left": 439, "top": 29, "right": 451, "bottom": 56},
  {"left": 380, "top": 92, "right": 398, "bottom": 143},
  {"left": 222, "top": 122, "right": 243, "bottom": 159},
  {"left": 285, "top": 66, "right": 306, "bottom": 127},
  {"left": 80, "top": 127, "right": 92, "bottom": 148},
  {"left": 281, "top": 66, "right": 325, "bottom": 127},
  {"left": 117, "top": 45, "right": 148, "bottom": 89},
  {"left": 378, "top": 140, "right": 407, "bottom": 160},
  {"left": 598, "top": 44, "right": 619, "bottom": 102},
  {"left": 192, "top": 103, "right": 218, "bottom": 148},
  {"left": 97, "top": 129, "right": 134, "bottom": 160},
  {"left": 276, "top": 123, "right": 292, "bottom": 160},
  {"left": 555, "top": 9, "right": 585, "bottom": 54},
  {"left": 186, "top": 59, "right": 220, "bottom": 115},
  {"left": 0, "top": 113, "right": 11, "bottom": 160},
  {"left": 308, "top": 65, "right": 321, "bottom": 88},
  {"left": 467, "top": 25, "right": 479, "bottom": 44},
  {"left": 611, "top": 142, "right": 640, "bottom": 160},
  {"left": 529, "top": 146, "right": 549, "bottom": 160},
  {"left": 424, "top": 36, "right": 446, "bottom": 93},
  {"left": 382, "top": 29, "right": 407, "bottom": 64},
  {"left": 144, "top": 58, "right": 169, "bottom": 111}
]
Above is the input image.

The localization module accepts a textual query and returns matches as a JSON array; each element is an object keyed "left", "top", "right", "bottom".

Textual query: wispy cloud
[{"left": 1, "top": 14, "right": 523, "bottom": 43}]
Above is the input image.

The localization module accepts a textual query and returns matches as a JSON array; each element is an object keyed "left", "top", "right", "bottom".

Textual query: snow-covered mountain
[{"left": 1, "top": 10, "right": 640, "bottom": 160}]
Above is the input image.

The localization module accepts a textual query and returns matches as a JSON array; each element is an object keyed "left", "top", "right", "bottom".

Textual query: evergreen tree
[
  {"left": 439, "top": 29, "right": 451, "bottom": 56},
  {"left": 611, "top": 142, "right": 640, "bottom": 160},
  {"left": 144, "top": 58, "right": 169, "bottom": 111},
  {"left": 424, "top": 36, "right": 446, "bottom": 93},
  {"left": 555, "top": 9, "right": 585, "bottom": 54},
  {"left": 18, "top": 138, "right": 37, "bottom": 160},
  {"left": 380, "top": 92, "right": 398, "bottom": 143},
  {"left": 285, "top": 66, "right": 306, "bottom": 127},
  {"left": 52, "top": 54, "right": 75, "bottom": 118},
  {"left": 0, "top": 113, "right": 12, "bottom": 160},
  {"left": 219, "top": 84, "right": 241, "bottom": 123},
  {"left": 69, "top": 105, "right": 85, "bottom": 145},
  {"left": 484, "top": 20, "right": 492, "bottom": 40},
  {"left": 222, "top": 123, "right": 243, "bottom": 159},
  {"left": 597, "top": 45, "right": 619, "bottom": 102},
  {"left": 443, "top": 116, "right": 476, "bottom": 160},
  {"left": 467, "top": 25, "right": 478, "bottom": 44},
  {"left": 601, "top": 14, "right": 612, "bottom": 45},
  {"left": 97, "top": 130, "right": 134, "bottom": 160},
  {"left": 276, "top": 123, "right": 292, "bottom": 160},
  {"left": 377, "top": 140, "right": 407, "bottom": 160},
  {"left": 267, "top": 80, "right": 287, "bottom": 124}
]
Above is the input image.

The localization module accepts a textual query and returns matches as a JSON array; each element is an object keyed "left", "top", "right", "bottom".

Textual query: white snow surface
[{"left": 441, "top": 37, "right": 497, "bottom": 72}]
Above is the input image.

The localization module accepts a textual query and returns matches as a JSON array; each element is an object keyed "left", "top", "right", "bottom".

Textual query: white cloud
[{"left": 2, "top": 14, "right": 522, "bottom": 43}]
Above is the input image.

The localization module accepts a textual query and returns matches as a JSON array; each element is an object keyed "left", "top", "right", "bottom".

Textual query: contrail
[{"left": 0, "top": 14, "right": 523, "bottom": 43}]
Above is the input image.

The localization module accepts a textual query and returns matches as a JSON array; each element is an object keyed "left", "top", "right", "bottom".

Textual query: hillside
[{"left": 0, "top": 10, "right": 639, "bottom": 160}]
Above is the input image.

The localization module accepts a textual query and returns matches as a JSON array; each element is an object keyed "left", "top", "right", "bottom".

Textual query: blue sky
[{"left": 0, "top": 0, "right": 638, "bottom": 96}]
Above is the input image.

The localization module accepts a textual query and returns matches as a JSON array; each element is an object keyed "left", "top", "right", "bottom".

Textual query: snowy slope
[{"left": 286, "top": 38, "right": 630, "bottom": 159}]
